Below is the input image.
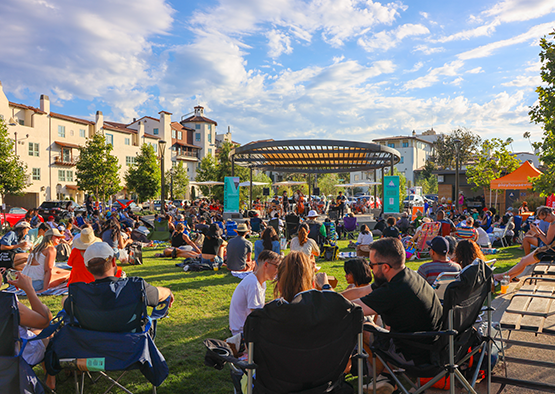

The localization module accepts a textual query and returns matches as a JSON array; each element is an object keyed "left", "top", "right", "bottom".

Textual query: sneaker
[{"left": 363, "top": 374, "right": 396, "bottom": 394}]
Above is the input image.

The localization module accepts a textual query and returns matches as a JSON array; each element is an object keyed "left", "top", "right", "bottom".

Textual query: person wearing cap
[
  {"left": 304, "top": 210, "right": 327, "bottom": 245},
  {"left": 63, "top": 242, "right": 174, "bottom": 317},
  {"left": 21, "top": 228, "right": 70, "bottom": 292},
  {"left": 417, "top": 236, "right": 461, "bottom": 285},
  {"left": 46, "top": 216, "right": 58, "bottom": 229},
  {"left": 1, "top": 221, "right": 32, "bottom": 270},
  {"left": 225, "top": 223, "right": 255, "bottom": 272}
]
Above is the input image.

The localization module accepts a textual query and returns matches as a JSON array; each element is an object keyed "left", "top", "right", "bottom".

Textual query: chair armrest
[
  {"left": 363, "top": 324, "right": 457, "bottom": 339},
  {"left": 150, "top": 295, "right": 171, "bottom": 321}
]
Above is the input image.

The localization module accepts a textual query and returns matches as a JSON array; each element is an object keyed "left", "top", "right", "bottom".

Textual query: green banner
[
  {"left": 224, "top": 177, "right": 240, "bottom": 213},
  {"left": 384, "top": 176, "right": 400, "bottom": 213}
]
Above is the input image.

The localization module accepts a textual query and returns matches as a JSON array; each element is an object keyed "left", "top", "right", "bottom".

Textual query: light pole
[
  {"left": 159, "top": 140, "right": 167, "bottom": 214},
  {"left": 454, "top": 139, "right": 462, "bottom": 213},
  {"left": 169, "top": 168, "right": 175, "bottom": 201}
]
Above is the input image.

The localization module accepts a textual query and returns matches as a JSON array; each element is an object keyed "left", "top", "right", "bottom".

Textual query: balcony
[
  {"left": 175, "top": 151, "right": 199, "bottom": 161},
  {"left": 54, "top": 155, "right": 78, "bottom": 166}
]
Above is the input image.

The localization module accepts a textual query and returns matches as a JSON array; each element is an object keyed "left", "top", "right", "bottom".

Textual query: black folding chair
[{"left": 367, "top": 259, "right": 494, "bottom": 394}]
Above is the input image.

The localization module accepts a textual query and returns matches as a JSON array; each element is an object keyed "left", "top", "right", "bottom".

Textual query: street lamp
[
  {"left": 454, "top": 139, "right": 462, "bottom": 213},
  {"left": 158, "top": 140, "right": 167, "bottom": 214},
  {"left": 169, "top": 168, "right": 175, "bottom": 201}
]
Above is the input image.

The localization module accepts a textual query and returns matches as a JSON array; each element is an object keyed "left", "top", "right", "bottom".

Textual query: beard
[{"left": 371, "top": 271, "right": 388, "bottom": 290}]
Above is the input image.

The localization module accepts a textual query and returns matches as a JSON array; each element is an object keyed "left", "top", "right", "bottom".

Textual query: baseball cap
[
  {"left": 426, "top": 236, "right": 449, "bottom": 255},
  {"left": 84, "top": 242, "right": 115, "bottom": 266},
  {"left": 15, "top": 221, "right": 31, "bottom": 229},
  {"left": 307, "top": 210, "right": 318, "bottom": 218}
]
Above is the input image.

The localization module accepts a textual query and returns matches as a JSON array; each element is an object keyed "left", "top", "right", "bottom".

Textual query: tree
[
  {"left": 530, "top": 31, "right": 555, "bottom": 196},
  {"left": 76, "top": 133, "right": 121, "bottom": 212},
  {"left": 125, "top": 144, "right": 160, "bottom": 202},
  {"left": 465, "top": 138, "right": 520, "bottom": 195},
  {"left": 195, "top": 153, "right": 219, "bottom": 197},
  {"left": 317, "top": 173, "right": 343, "bottom": 197},
  {"left": 432, "top": 128, "right": 481, "bottom": 170},
  {"left": 166, "top": 161, "right": 189, "bottom": 200},
  {"left": 0, "top": 118, "right": 29, "bottom": 228}
]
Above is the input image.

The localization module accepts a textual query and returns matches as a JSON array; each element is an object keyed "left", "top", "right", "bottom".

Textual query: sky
[{"left": 1, "top": 0, "right": 554, "bottom": 153}]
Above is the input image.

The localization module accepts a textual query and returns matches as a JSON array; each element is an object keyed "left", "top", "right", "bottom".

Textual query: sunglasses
[{"left": 368, "top": 261, "right": 390, "bottom": 269}]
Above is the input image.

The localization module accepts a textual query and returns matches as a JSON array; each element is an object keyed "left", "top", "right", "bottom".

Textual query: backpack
[
  {"left": 321, "top": 245, "right": 339, "bottom": 261},
  {"left": 126, "top": 243, "right": 143, "bottom": 265}
]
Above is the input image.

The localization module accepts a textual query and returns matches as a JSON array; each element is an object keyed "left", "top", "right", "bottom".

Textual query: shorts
[
  {"left": 201, "top": 255, "right": 223, "bottom": 266},
  {"left": 31, "top": 280, "right": 44, "bottom": 292},
  {"left": 178, "top": 245, "right": 194, "bottom": 252}
]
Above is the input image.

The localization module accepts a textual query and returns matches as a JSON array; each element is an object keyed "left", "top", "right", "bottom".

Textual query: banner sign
[
  {"left": 384, "top": 176, "right": 400, "bottom": 213},
  {"left": 224, "top": 177, "right": 240, "bottom": 213}
]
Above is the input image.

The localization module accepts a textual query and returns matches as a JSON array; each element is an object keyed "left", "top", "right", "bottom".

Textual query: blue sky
[{"left": 1, "top": 0, "right": 554, "bottom": 152}]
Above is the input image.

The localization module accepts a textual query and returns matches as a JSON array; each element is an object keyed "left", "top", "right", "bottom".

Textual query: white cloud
[
  {"left": 483, "top": 0, "right": 555, "bottom": 23},
  {"left": 267, "top": 29, "right": 293, "bottom": 58},
  {"left": 434, "top": 21, "right": 500, "bottom": 43},
  {"left": 457, "top": 22, "right": 554, "bottom": 60},
  {"left": 413, "top": 45, "right": 444, "bottom": 55},
  {"left": 501, "top": 75, "right": 542, "bottom": 87},
  {"left": 467, "top": 67, "right": 484, "bottom": 74},
  {"left": 406, "top": 61, "right": 424, "bottom": 73},
  {"left": 404, "top": 61, "right": 465, "bottom": 90},
  {"left": 358, "top": 23, "right": 430, "bottom": 52}
]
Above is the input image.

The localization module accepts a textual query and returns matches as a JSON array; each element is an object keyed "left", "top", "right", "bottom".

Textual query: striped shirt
[{"left": 417, "top": 260, "right": 462, "bottom": 286}]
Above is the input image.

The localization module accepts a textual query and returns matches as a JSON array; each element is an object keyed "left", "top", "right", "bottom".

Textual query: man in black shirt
[
  {"left": 381, "top": 216, "right": 401, "bottom": 239},
  {"left": 336, "top": 191, "right": 346, "bottom": 217},
  {"left": 342, "top": 238, "right": 443, "bottom": 393}
]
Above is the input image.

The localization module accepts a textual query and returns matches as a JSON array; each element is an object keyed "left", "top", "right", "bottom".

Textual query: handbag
[{"left": 0, "top": 250, "right": 15, "bottom": 269}]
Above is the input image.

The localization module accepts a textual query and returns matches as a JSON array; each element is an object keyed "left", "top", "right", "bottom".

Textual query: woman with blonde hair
[
  {"left": 289, "top": 223, "right": 320, "bottom": 258},
  {"left": 274, "top": 251, "right": 315, "bottom": 302},
  {"left": 21, "top": 229, "right": 70, "bottom": 292}
]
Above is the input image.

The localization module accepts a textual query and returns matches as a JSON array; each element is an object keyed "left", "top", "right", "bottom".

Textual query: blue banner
[
  {"left": 384, "top": 176, "right": 400, "bottom": 213},
  {"left": 224, "top": 177, "right": 240, "bottom": 213}
]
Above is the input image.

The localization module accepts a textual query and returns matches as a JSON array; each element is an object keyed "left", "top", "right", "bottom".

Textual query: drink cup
[{"left": 500, "top": 281, "right": 509, "bottom": 294}]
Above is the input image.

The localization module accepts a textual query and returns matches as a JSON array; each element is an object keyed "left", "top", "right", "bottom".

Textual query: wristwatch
[{"left": 322, "top": 284, "right": 332, "bottom": 290}]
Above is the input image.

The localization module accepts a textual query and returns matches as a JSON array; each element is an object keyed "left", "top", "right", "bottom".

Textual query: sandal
[
  {"left": 511, "top": 277, "right": 520, "bottom": 282},
  {"left": 171, "top": 248, "right": 178, "bottom": 259}
]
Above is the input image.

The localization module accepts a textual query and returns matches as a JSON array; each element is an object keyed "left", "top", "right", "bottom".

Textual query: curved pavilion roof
[{"left": 229, "top": 139, "right": 400, "bottom": 174}]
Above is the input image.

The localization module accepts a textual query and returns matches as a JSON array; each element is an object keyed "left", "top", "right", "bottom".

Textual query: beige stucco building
[{"left": 0, "top": 81, "right": 223, "bottom": 209}]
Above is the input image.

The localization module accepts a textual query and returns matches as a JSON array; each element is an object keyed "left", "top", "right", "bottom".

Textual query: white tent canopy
[
  {"left": 239, "top": 181, "right": 270, "bottom": 187},
  {"left": 273, "top": 181, "right": 307, "bottom": 187}
]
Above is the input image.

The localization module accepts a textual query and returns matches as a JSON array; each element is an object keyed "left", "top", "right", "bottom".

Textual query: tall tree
[
  {"left": 317, "top": 173, "right": 343, "bottom": 197},
  {"left": 465, "top": 138, "right": 520, "bottom": 195},
  {"left": 0, "top": 118, "right": 29, "bottom": 228},
  {"left": 432, "top": 128, "right": 481, "bottom": 170},
  {"left": 195, "top": 153, "right": 219, "bottom": 197},
  {"left": 76, "top": 133, "right": 121, "bottom": 212},
  {"left": 530, "top": 31, "right": 555, "bottom": 196},
  {"left": 125, "top": 143, "right": 160, "bottom": 202},
  {"left": 165, "top": 161, "right": 189, "bottom": 200}
]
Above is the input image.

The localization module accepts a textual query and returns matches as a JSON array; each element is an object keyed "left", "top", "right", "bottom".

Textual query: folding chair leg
[
  {"left": 357, "top": 333, "right": 364, "bottom": 394},
  {"left": 372, "top": 353, "right": 377, "bottom": 394},
  {"left": 247, "top": 342, "right": 254, "bottom": 394},
  {"left": 99, "top": 371, "right": 134, "bottom": 394}
]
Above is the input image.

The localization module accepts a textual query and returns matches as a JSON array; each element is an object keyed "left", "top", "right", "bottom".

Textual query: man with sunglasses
[{"left": 342, "top": 238, "right": 443, "bottom": 394}]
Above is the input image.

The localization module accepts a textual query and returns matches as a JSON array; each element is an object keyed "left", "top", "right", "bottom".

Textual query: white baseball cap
[{"left": 84, "top": 242, "right": 115, "bottom": 266}]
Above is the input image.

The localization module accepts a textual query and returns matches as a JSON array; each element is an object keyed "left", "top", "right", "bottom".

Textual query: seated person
[
  {"left": 156, "top": 223, "right": 201, "bottom": 259},
  {"left": 68, "top": 226, "right": 108, "bottom": 285},
  {"left": 27, "top": 223, "right": 50, "bottom": 248},
  {"left": 409, "top": 217, "right": 432, "bottom": 245},
  {"left": 229, "top": 250, "right": 281, "bottom": 336},
  {"left": 195, "top": 217, "right": 210, "bottom": 233},
  {"left": 100, "top": 218, "right": 132, "bottom": 263},
  {"left": 130, "top": 222, "right": 154, "bottom": 247},
  {"left": 396, "top": 212, "right": 410, "bottom": 234},
  {"left": 340, "top": 238, "right": 443, "bottom": 393},
  {"left": 520, "top": 206, "right": 555, "bottom": 254},
  {"left": 290, "top": 223, "right": 320, "bottom": 260},
  {"left": 435, "top": 210, "right": 455, "bottom": 233},
  {"left": 249, "top": 212, "right": 264, "bottom": 233},
  {"left": 1, "top": 222, "right": 32, "bottom": 270},
  {"left": 343, "top": 258, "right": 373, "bottom": 290},
  {"left": 254, "top": 227, "right": 281, "bottom": 264},
  {"left": 473, "top": 220, "right": 491, "bottom": 247},
  {"left": 417, "top": 236, "right": 461, "bottom": 285},
  {"left": 200, "top": 224, "right": 227, "bottom": 266},
  {"left": 452, "top": 240, "right": 486, "bottom": 269},
  {"left": 356, "top": 224, "right": 374, "bottom": 257},
  {"left": 63, "top": 242, "right": 174, "bottom": 323},
  {"left": 381, "top": 217, "right": 400, "bottom": 239},
  {"left": 225, "top": 223, "right": 254, "bottom": 272},
  {"left": 6, "top": 271, "right": 56, "bottom": 389},
  {"left": 372, "top": 217, "right": 386, "bottom": 237},
  {"left": 453, "top": 217, "right": 478, "bottom": 241},
  {"left": 20, "top": 229, "right": 71, "bottom": 292}
]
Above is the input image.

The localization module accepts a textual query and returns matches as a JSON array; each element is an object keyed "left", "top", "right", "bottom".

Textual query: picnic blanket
[{"left": 3, "top": 282, "right": 68, "bottom": 297}]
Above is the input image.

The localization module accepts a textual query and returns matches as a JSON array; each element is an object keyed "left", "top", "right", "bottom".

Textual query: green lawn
[{"left": 27, "top": 239, "right": 524, "bottom": 393}]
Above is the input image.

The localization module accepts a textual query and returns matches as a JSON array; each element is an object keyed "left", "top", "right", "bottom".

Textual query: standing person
[
  {"left": 416, "top": 236, "right": 461, "bottom": 285},
  {"left": 282, "top": 191, "right": 290, "bottom": 214},
  {"left": 226, "top": 223, "right": 255, "bottom": 272},
  {"left": 85, "top": 196, "right": 94, "bottom": 218},
  {"left": 254, "top": 227, "right": 281, "bottom": 263},
  {"left": 336, "top": 191, "right": 346, "bottom": 218},
  {"left": 229, "top": 250, "right": 281, "bottom": 336},
  {"left": 1, "top": 221, "right": 32, "bottom": 270}
]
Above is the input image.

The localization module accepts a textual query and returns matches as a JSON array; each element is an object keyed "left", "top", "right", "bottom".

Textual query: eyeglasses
[{"left": 368, "top": 262, "right": 390, "bottom": 269}]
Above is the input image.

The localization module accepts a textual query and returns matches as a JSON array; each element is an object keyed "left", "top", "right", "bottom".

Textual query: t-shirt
[
  {"left": 171, "top": 232, "right": 187, "bottom": 248},
  {"left": 0, "top": 231, "right": 25, "bottom": 254},
  {"left": 357, "top": 232, "right": 374, "bottom": 245},
  {"left": 101, "top": 229, "right": 118, "bottom": 249},
  {"left": 475, "top": 227, "right": 490, "bottom": 246},
  {"left": 229, "top": 272, "right": 266, "bottom": 335},
  {"left": 254, "top": 240, "right": 281, "bottom": 262},
  {"left": 417, "top": 260, "right": 462, "bottom": 285},
  {"left": 360, "top": 268, "right": 443, "bottom": 363},
  {"left": 382, "top": 226, "right": 400, "bottom": 238},
  {"left": 226, "top": 236, "right": 253, "bottom": 271},
  {"left": 201, "top": 236, "right": 223, "bottom": 255},
  {"left": 290, "top": 237, "right": 320, "bottom": 257}
]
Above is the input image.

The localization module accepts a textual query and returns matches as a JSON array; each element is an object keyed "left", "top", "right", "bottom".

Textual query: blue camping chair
[
  {"left": 45, "top": 277, "right": 170, "bottom": 394},
  {"left": 0, "top": 291, "right": 46, "bottom": 394},
  {"left": 226, "top": 221, "right": 238, "bottom": 238}
]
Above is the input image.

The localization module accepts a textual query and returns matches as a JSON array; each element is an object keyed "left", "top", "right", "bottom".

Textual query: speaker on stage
[
  {"left": 313, "top": 187, "right": 320, "bottom": 196},
  {"left": 263, "top": 188, "right": 270, "bottom": 196}
]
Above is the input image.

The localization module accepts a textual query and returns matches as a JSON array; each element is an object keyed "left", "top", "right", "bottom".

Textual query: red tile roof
[
  {"left": 181, "top": 115, "right": 217, "bottom": 125},
  {"left": 50, "top": 112, "right": 94, "bottom": 125},
  {"left": 171, "top": 121, "right": 194, "bottom": 132},
  {"left": 104, "top": 121, "right": 160, "bottom": 139},
  {"left": 172, "top": 140, "right": 200, "bottom": 149},
  {"left": 9, "top": 101, "right": 47, "bottom": 115}
]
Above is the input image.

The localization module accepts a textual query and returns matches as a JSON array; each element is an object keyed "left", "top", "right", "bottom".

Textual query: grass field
[{"left": 26, "top": 239, "right": 524, "bottom": 393}]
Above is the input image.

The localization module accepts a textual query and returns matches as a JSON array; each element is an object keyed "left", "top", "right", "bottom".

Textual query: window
[
  {"left": 153, "top": 128, "right": 159, "bottom": 135},
  {"left": 79, "top": 128, "right": 86, "bottom": 138},
  {"left": 208, "top": 149, "right": 212, "bottom": 156},
  {"left": 18, "top": 119, "right": 24, "bottom": 126},
  {"left": 28, "top": 142, "right": 39, "bottom": 157},
  {"left": 105, "top": 133, "right": 113, "bottom": 146},
  {"left": 195, "top": 133, "right": 200, "bottom": 141},
  {"left": 66, "top": 170, "right": 73, "bottom": 182},
  {"left": 126, "top": 156, "right": 136, "bottom": 166},
  {"left": 58, "top": 170, "right": 66, "bottom": 182},
  {"left": 400, "top": 157, "right": 404, "bottom": 164},
  {"left": 62, "top": 148, "right": 71, "bottom": 162},
  {"left": 32, "top": 168, "right": 40, "bottom": 181},
  {"left": 387, "top": 143, "right": 395, "bottom": 148},
  {"left": 124, "top": 138, "right": 130, "bottom": 145},
  {"left": 208, "top": 133, "right": 212, "bottom": 143},
  {"left": 172, "top": 129, "right": 176, "bottom": 138},
  {"left": 195, "top": 124, "right": 201, "bottom": 130},
  {"left": 58, "top": 125, "right": 65, "bottom": 138},
  {"left": 178, "top": 131, "right": 182, "bottom": 140},
  {"left": 402, "top": 142, "right": 409, "bottom": 148},
  {"left": 152, "top": 143, "right": 158, "bottom": 153}
]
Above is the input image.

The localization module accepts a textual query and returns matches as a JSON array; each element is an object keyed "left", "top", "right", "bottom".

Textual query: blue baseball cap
[{"left": 426, "top": 236, "right": 449, "bottom": 255}]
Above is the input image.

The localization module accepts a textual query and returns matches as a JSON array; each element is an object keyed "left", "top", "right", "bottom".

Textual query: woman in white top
[
  {"left": 21, "top": 229, "right": 70, "bottom": 292},
  {"left": 290, "top": 223, "right": 320, "bottom": 258},
  {"left": 356, "top": 224, "right": 374, "bottom": 246}
]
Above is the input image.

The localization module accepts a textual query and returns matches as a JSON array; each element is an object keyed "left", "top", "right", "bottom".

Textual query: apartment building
[{"left": 0, "top": 81, "right": 222, "bottom": 208}]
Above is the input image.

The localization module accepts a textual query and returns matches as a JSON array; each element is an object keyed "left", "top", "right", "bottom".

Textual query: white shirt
[
  {"left": 290, "top": 237, "right": 320, "bottom": 257},
  {"left": 476, "top": 227, "right": 490, "bottom": 247},
  {"left": 357, "top": 232, "right": 374, "bottom": 245},
  {"left": 229, "top": 273, "right": 266, "bottom": 335}
]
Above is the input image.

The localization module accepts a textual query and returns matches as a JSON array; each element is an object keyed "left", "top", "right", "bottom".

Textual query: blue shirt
[
  {"left": 1, "top": 231, "right": 25, "bottom": 254},
  {"left": 254, "top": 240, "right": 281, "bottom": 263}
]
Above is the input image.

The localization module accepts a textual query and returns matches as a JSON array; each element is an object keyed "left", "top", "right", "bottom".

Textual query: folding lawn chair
[
  {"left": 285, "top": 213, "right": 300, "bottom": 240},
  {"left": 453, "top": 226, "right": 478, "bottom": 242},
  {"left": 415, "top": 222, "right": 441, "bottom": 259},
  {"left": 343, "top": 216, "right": 358, "bottom": 240},
  {"left": 367, "top": 259, "right": 494, "bottom": 394},
  {"left": 0, "top": 291, "right": 46, "bottom": 394},
  {"left": 147, "top": 219, "right": 171, "bottom": 242},
  {"left": 490, "top": 217, "right": 513, "bottom": 248},
  {"left": 45, "top": 277, "right": 171, "bottom": 394}
]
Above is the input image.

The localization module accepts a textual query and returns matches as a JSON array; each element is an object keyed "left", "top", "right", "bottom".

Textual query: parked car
[
  {"left": 38, "top": 200, "right": 85, "bottom": 221},
  {"left": 173, "top": 199, "right": 186, "bottom": 208},
  {"left": 403, "top": 195, "right": 425, "bottom": 208},
  {"left": 424, "top": 194, "right": 438, "bottom": 203},
  {"left": 0, "top": 207, "right": 44, "bottom": 227}
]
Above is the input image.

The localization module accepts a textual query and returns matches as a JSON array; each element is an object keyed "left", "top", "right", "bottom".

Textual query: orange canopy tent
[{"left": 490, "top": 161, "right": 543, "bottom": 190}]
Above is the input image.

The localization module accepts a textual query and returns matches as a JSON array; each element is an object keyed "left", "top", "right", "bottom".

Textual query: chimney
[
  {"left": 40, "top": 94, "right": 50, "bottom": 113},
  {"left": 159, "top": 110, "right": 172, "bottom": 141},
  {"left": 412, "top": 130, "right": 416, "bottom": 136},
  {"left": 194, "top": 106, "right": 204, "bottom": 117},
  {"left": 94, "top": 111, "right": 104, "bottom": 133},
  {"left": 138, "top": 121, "right": 145, "bottom": 144}
]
